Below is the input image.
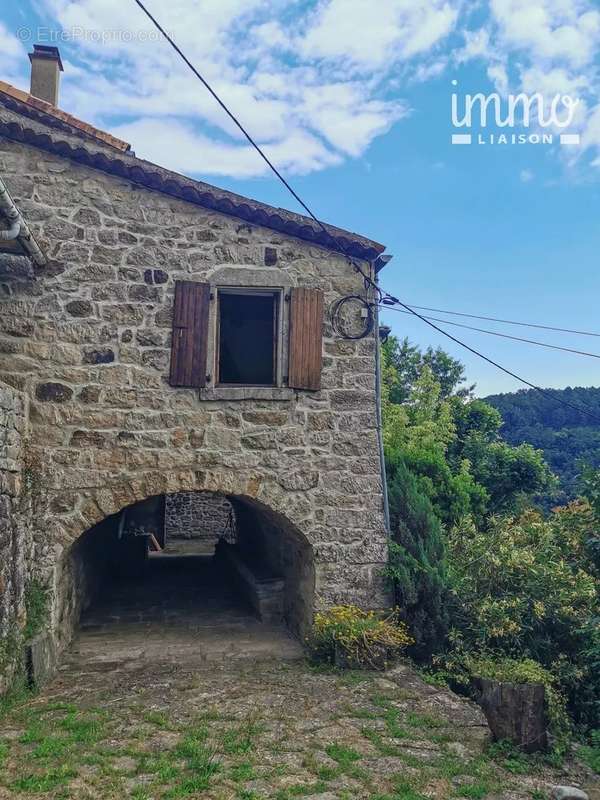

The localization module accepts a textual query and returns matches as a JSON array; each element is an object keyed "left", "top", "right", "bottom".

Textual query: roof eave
[{"left": 0, "top": 102, "right": 386, "bottom": 262}]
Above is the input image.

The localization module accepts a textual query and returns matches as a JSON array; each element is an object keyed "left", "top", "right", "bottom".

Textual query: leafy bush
[
  {"left": 446, "top": 505, "right": 599, "bottom": 728},
  {"left": 380, "top": 337, "right": 599, "bottom": 735},
  {"left": 311, "top": 606, "right": 413, "bottom": 669},
  {"left": 579, "top": 729, "right": 600, "bottom": 774}
]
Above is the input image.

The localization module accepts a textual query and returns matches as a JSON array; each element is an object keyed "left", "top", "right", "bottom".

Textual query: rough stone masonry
[
  {"left": 165, "top": 491, "right": 235, "bottom": 546},
  {"left": 0, "top": 107, "right": 390, "bottom": 667}
]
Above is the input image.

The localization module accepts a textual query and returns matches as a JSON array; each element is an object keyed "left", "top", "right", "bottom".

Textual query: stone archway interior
[{"left": 52, "top": 491, "right": 315, "bottom": 661}]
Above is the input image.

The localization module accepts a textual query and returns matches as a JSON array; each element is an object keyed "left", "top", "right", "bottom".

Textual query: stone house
[{"left": 0, "top": 46, "right": 392, "bottom": 683}]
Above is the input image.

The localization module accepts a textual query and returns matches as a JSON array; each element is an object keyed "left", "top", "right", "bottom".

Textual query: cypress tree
[{"left": 386, "top": 452, "right": 449, "bottom": 661}]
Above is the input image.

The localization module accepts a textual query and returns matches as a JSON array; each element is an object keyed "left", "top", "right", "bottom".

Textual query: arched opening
[{"left": 53, "top": 491, "right": 315, "bottom": 662}]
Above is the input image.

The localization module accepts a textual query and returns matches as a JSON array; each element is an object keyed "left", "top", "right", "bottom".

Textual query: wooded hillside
[{"left": 485, "top": 386, "right": 600, "bottom": 502}]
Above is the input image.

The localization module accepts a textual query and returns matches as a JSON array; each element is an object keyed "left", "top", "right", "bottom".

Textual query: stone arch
[
  {"left": 43, "top": 467, "right": 314, "bottom": 550},
  {"left": 49, "top": 479, "right": 316, "bottom": 663}
]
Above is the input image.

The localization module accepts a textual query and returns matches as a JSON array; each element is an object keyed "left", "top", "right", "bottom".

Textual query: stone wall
[
  {"left": 0, "top": 382, "right": 29, "bottom": 692},
  {"left": 165, "top": 491, "right": 235, "bottom": 544},
  {"left": 231, "top": 497, "right": 315, "bottom": 637},
  {"left": 0, "top": 137, "right": 390, "bottom": 655},
  {"left": 53, "top": 514, "right": 147, "bottom": 654}
]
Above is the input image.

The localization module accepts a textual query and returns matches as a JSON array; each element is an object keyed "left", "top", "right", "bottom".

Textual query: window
[
  {"left": 169, "top": 281, "right": 324, "bottom": 392},
  {"left": 216, "top": 289, "right": 279, "bottom": 386}
]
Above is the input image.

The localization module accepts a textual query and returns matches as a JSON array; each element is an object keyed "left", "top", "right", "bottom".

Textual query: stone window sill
[{"left": 198, "top": 386, "right": 294, "bottom": 401}]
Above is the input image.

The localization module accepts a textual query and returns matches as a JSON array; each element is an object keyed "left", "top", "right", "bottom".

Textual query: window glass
[{"left": 218, "top": 292, "right": 277, "bottom": 385}]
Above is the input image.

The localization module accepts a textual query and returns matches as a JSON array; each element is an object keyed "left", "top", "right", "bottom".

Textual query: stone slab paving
[
  {"left": 77, "top": 554, "right": 303, "bottom": 663},
  {"left": 0, "top": 646, "right": 597, "bottom": 800}
]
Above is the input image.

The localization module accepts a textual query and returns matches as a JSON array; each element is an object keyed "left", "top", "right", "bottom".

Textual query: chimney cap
[{"left": 28, "top": 45, "right": 64, "bottom": 72}]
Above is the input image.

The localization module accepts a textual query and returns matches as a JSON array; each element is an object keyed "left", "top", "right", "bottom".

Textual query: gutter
[{"left": 0, "top": 176, "right": 46, "bottom": 266}]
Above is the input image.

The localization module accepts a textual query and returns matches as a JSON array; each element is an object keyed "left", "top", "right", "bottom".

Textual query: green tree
[
  {"left": 486, "top": 386, "right": 600, "bottom": 504},
  {"left": 382, "top": 336, "right": 471, "bottom": 404},
  {"left": 463, "top": 439, "right": 555, "bottom": 515},
  {"left": 449, "top": 397, "right": 555, "bottom": 517},
  {"left": 386, "top": 453, "right": 450, "bottom": 661}
]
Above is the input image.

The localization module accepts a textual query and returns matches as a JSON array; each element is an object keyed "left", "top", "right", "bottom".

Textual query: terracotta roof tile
[{"left": 0, "top": 81, "right": 130, "bottom": 152}]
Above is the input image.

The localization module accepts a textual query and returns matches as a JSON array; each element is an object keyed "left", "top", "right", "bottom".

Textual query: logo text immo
[{"left": 452, "top": 91, "right": 579, "bottom": 129}]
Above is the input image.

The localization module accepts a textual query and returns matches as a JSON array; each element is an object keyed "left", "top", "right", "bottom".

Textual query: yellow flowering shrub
[{"left": 311, "top": 605, "right": 413, "bottom": 669}]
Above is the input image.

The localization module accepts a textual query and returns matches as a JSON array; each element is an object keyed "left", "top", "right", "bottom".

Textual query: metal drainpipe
[
  {"left": 0, "top": 177, "right": 46, "bottom": 266},
  {"left": 372, "top": 262, "right": 391, "bottom": 535}
]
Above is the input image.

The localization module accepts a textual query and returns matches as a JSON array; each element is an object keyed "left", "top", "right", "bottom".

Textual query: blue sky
[{"left": 1, "top": 0, "right": 600, "bottom": 396}]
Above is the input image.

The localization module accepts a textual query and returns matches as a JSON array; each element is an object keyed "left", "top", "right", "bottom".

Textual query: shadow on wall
[{"left": 53, "top": 491, "right": 315, "bottom": 656}]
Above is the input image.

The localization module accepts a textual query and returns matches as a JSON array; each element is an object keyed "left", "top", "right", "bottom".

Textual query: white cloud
[
  {"left": 490, "top": 0, "right": 600, "bottom": 68},
  {"left": 298, "top": 0, "right": 459, "bottom": 70},
  {"left": 487, "top": 63, "right": 509, "bottom": 94},
  {"left": 520, "top": 168, "right": 534, "bottom": 182},
  {"left": 112, "top": 118, "right": 342, "bottom": 177},
  {"left": 0, "top": 22, "right": 27, "bottom": 84},
  {"left": 26, "top": 0, "right": 436, "bottom": 180},
  {"left": 412, "top": 60, "right": 447, "bottom": 83},
  {"left": 4, "top": 0, "right": 600, "bottom": 180},
  {"left": 455, "top": 28, "right": 492, "bottom": 63},
  {"left": 581, "top": 103, "right": 600, "bottom": 153}
]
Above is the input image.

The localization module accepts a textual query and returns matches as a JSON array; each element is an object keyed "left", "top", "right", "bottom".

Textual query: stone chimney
[{"left": 28, "top": 45, "right": 64, "bottom": 105}]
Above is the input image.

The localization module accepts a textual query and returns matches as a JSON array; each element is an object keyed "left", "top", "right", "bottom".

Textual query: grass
[
  {"left": 486, "top": 740, "right": 539, "bottom": 775},
  {"left": 384, "top": 707, "right": 410, "bottom": 739},
  {"left": 345, "top": 705, "right": 378, "bottom": 720},
  {"left": 222, "top": 713, "right": 262, "bottom": 755},
  {"left": 454, "top": 781, "right": 490, "bottom": 799},
  {"left": 373, "top": 776, "right": 430, "bottom": 800},
  {"left": 131, "top": 789, "right": 152, "bottom": 800},
  {"left": 230, "top": 761, "right": 256, "bottom": 782},
  {"left": 11, "top": 764, "right": 76, "bottom": 793},
  {"left": 143, "top": 710, "right": 171, "bottom": 728},
  {"left": 59, "top": 711, "right": 104, "bottom": 744},
  {"left": 31, "top": 734, "right": 71, "bottom": 760},
  {"left": 579, "top": 729, "right": 600, "bottom": 774},
  {"left": 275, "top": 781, "right": 329, "bottom": 800},
  {"left": 0, "top": 661, "right": 585, "bottom": 800},
  {"left": 405, "top": 712, "right": 445, "bottom": 730},
  {"left": 361, "top": 725, "right": 401, "bottom": 756},
  {"left": 325, "top": 742, "right": 362, "bottom": 769},
  {"left": 163, "top": 772, "right": 219, "bottom": 798}
]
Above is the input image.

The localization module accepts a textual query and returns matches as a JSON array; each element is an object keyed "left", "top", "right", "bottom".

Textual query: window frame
[{"left": 214, "top": 286, "right": 284, "bottom": 389}]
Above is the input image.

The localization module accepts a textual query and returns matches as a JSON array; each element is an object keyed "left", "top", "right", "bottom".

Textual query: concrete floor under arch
[{"left": 72, "top": 551, "right": 303, "bottom": 668}]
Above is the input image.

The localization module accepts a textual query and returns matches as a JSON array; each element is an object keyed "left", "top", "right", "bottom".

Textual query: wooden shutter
[
  {"left": 288, "top": 287, "right": 324, "bottom": 391},
  {"left": 169, "top": 281, "right": 210, "bottom": 387}
]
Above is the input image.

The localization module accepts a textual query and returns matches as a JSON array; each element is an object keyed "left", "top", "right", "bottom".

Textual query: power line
[
  {"left": 381, "top": 299, "right": 600, "bottom": 424},
  {"left": 381, "top": 306, "right": 600, "bottom": 359},
  {"left": 404, "top": 304, "right": 600, "bottom": 338},
  {"left": 132, "top": 0, "right": 385, "bottom": 305},
  {"left": 130, "top": 0, "right": 599, "bottom": 423},
  {"left": 131, "top": 0, "right": 341, "bottom": 245}
]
